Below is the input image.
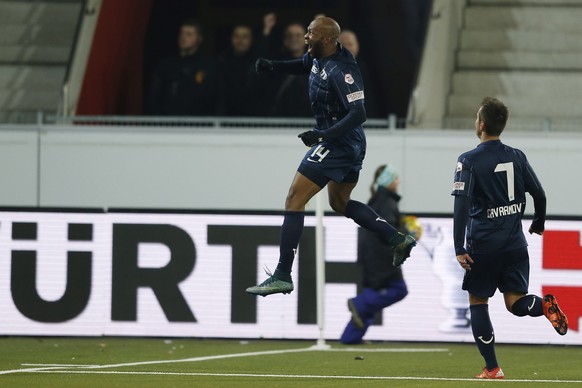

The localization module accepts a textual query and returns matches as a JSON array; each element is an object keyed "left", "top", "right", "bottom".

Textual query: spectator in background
[
  {"left": 340, "top": 164, "right": 418, "bottom": 344},
  {"left": 147, "top": 19, "right": 224, "bottom": 116},
  {"left": 270, "top": 22, "right": 312, "bottom": 117},
  {"left": 256, "top": 15, "right": 312, "bottom": 117},
  {"left": 338, "top": 30, "right": 379, "bottom": 118},
  {"left": 259, "top": 12, "right": 278, "bottom": 53},
  {"left": 218, "top": 24, "right": 259, "bottom": 116}
]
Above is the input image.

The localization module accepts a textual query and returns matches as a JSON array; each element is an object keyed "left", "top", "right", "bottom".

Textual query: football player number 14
[
  {"left": 494, "top": 162, "right": 515, "bottom": 201},
  {"left": 309, "top": 145, "right": 330, "bottom": 163}
]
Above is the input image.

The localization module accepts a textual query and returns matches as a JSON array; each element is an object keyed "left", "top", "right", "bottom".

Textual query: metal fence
[
  {"left": 0, "top": 112, "right": 407, "bottom": 130},
  {"left": 443, "top": 116, "right": 580, "bottom": 132},
  {"left": 0, "top": 110, "right": 579, "bottom": 132}
]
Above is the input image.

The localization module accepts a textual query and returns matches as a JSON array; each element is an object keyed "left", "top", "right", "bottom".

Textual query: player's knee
[
  {"left": 285, "top": 197, "right": 302, "bottom": 211},
  {"left": 328, "top": 192, "right": 349, "bottom": 214},
  {"left": 505, "top": 300, "right": 519, "bottom": 315},
  {"left": 285, "top": 189, "right": 305, "bottom": 211},
  {"left": 329, "top": 197, "right": 347, "bottom": 214}
]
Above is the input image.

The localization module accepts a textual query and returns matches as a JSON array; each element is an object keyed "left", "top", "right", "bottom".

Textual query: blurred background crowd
[{"left": 77, "top": 0, "right": 432, "bottom": 120}]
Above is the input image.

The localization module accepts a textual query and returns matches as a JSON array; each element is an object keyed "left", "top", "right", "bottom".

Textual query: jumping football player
[{"left": 246, "top": 16, "right": 416, "bottom": 297}]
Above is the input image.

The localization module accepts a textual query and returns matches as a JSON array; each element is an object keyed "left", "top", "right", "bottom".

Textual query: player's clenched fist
[
  {"left": 255, "top": 58, "right": 274, "bottom": 73},
  {"left": 298, "top": 130, "right": 324, "bottom": 147}
]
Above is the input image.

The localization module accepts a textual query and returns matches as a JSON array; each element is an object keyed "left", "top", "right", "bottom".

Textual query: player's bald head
[
  {"left": 313, "top": 16, "right": 341, "bottom": 40},
  {"left": 306, "top": 16, "right": 341, "bottom": 58}
]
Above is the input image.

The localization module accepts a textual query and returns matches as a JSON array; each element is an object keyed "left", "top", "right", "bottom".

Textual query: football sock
[
  {"left": 345, "top": 200, "right": 398, "bottom": 242},
  {"left": 275, "top": 211, "right": 304, "bottom": 275},
  {"left": 273, "top": 269, "right": 292, "bottom": 282},
  {"left": 511, "top": 294, "right": 543, "bottom": 317},
  {"left": 470, "top": 304, "right": 498, "bottom": 370}
]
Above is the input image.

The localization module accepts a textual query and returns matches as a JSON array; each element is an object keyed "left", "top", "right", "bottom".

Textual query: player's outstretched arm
[{"left": 254, "top": 57, "right": 310, "bottom": 75}]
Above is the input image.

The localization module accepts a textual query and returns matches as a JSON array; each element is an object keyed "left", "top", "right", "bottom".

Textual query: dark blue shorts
[
  {"left": 297, "top": 140, "right": 365, "bottom": 188},
  {"left": 462, "top": 247, "right": 530, "bottom": 298}
]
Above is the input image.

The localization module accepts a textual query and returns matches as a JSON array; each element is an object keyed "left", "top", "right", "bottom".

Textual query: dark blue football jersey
[
  {"left": 452, "top": 140, "right": 546, "bottom": 254},
  {"left": 301, "top": 46, "right": 366, "bottom": 146}
]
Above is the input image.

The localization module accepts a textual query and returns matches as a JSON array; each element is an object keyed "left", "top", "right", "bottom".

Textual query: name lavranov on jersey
[{"left": 487, "top": 203, "right": 525, "bottom": 219}]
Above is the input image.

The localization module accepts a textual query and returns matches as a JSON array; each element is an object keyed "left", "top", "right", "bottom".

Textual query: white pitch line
[
  {"left": 52, "top": 346, "right": 450, "bottom": 370},
  {"left": 22, "top": 364, "right": 101, "bottom": 367},
  {"left": 0, "top": 365, "right": 79, "bottom": 375},
  {"left": 82, "top": 346, "right": 315, "bottom": 369},
  {"left": 21, "top": 347, "right": 450, "bottom": 368},
  {"left": 5, "top": 347, "right": 581, "bottom": 384},
  {"left": 26, "top": 370, "right": 582, "bottom": 384},
  {"left": 1, "top": 346, "right": 449, "bottom": 376},
  {"left": 0, "top": 347, "right": 314, "bottom": 375},
  {"left": 327, "top": 348, "right": 450, "bottom": 352}
]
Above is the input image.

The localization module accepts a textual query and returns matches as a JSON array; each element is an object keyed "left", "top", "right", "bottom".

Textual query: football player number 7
[{"left": 494, "top": 162, "right": 515, "bottom": 201}]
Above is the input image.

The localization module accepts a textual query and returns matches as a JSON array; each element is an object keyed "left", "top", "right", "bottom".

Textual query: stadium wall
[{"left": 0, "top": 125, "right": 581, "bottom": 215}]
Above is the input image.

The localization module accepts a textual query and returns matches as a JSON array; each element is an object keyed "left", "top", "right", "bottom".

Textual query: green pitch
[{"left": 0, "top": 337, "right": 580, "bottom": 387}]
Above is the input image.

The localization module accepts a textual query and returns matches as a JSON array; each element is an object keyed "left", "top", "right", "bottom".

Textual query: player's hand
[
  {"left": 529, "top": 226, "right": 544, "bottom": 235},
  {"left": 255, "top": 58, "right": 274, "bottom": 73},
  {"left": 298, "top": 130, "right": 323, "bottom": 147},
  {"left": 456, "top": 254, "right": 473, "bottom": 271}
]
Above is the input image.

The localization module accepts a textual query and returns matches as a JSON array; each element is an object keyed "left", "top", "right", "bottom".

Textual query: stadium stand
[
  {"left": 409, "top": 0, "right": 582, "bottom": 131},
  {"left": 0, "top": 0, "right": 84, "bottom": 123}
]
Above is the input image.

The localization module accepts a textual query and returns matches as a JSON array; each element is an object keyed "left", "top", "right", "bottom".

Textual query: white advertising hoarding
[{"left": 0, "top": 209, "right": 580, "bottom": 345}]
